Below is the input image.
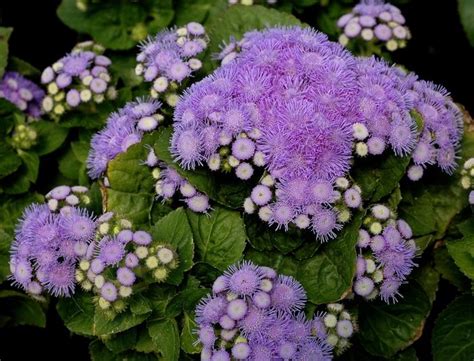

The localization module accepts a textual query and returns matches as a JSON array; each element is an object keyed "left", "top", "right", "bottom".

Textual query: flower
[
  {"left": 87, "top": 98, "right": 163, "bottom": 179},
  {"left": 195, "top": 260, "right": 335, "bottom": 359},
  {"left": 40, "top": 41, "right": 115, "bottom": 118},
  {"left": 337, "top": 0, "right": 411, "bottom": 52},
  {"left": 0, "top": 71, "right": 44, "bottom": 117}
]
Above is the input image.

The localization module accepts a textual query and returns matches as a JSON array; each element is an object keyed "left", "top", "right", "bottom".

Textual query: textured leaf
[
  {"left": 0, "top": 27, "right": 12, "bottom": 78},
  {"left": 0, "top": 192, "right": 43, "bottom": 234},
  {"left": 358, "top": 283, "right": 431, "bottom": 357},
  {"left": 434, "top": 246, "right": 470, "bottom": 290},
  {"left": 0, "top": 142, "right": 21, "bottom": 179},
  {"left": 150, "top": 208, "right": 194, "bottom": 285},
  {"left": 18, "top": 150, "right": 39, "bottom": 183},
  {"left": 148, "top": 318, "right": 180, "bottom": 361},
  {"left": 30, "top": 121, "right": 69, "bottom": 156},
  {"left": 0, "top": 290, "right": 46, "bottom": 327},
  {"left": 459, "top": 0, "right": 474, "bottom": 47},
  {"left": 447, "top": 236, "right": 474, "bottom": 280},
  {"left": 180, "top": 312, "right": 201, "bottom": 354},
  {"left": 432, "top": 295, "right": 474, "bottom": 361},
  {"left": 186, "top": 206, "right": 246, "bottom": 271}
]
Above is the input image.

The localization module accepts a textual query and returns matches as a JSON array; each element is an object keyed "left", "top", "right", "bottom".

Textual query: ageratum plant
[{"left": 0, "top": 2, "right": 473, "bottom": 361}]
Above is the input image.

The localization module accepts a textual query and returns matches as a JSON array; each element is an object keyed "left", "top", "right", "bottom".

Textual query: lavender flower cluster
[
  {"left": 9, "top": 185, "right": 94, "bottom": 297},
  {"left": 0, "top": 71, "right": 44, "bottom": 118},
  {"left": 75, "top": 211, "right": 178, "bottom": 312},
  {"left": 135, "top": 22, "right": 208, "bottom": 105},
  {"left": 353, "top": 204, "right": 417, "bottom": 303},
  {"left": 244, "top": 174, "right": 362, "bottom": 241},
  {"left": 144, "top": 148, "right": 210, "bottom": 213},
  {"left": 195, "top": 261, "right": 356, "bottom": 360},
  {"left": 172, "top": 26, "right": 462, "bottom": 240},
  {"left": 87, "top": 98, "right": 164, "bottom": 179},
  {"left": 337, "top": 0, "right": 411, "bottom": 52},
  {"left": 41, "top": 41, "right": 116, "bottom": 117},
  {"left": 461, "top": 158, "right": 474, "bottom": 204}
]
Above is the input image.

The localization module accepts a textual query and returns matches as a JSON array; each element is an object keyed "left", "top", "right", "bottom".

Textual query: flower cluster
[
  {"left": 337, "top": 0, "right": 411, "bottom": 52},
  {"left": 406, "top": 80, "right": 463, "bottom": 180},
  {"left": 0, "top": 71, "right": 45, "bottom": 118},
  {"left": 9, "top": 185, "right": 96, "bottom": 297},
  {"left": 353, "top": 204, "right": 416, "bottom": 303},
  {"left": 87, "top": 98, "right": 164, "bottom": 179},
  {"left": 135, "top": 22, "right": 208, "bottom": 105},
  {"left": 10, "top": 123, "right": 38, "bottom": 150},
  {"left": 461, "top": 158, "right": 474, "bottom": 204},
  {"left": 75, "top": 211, "right": 179, "bottom": 313},
  {"left": 314, "top": 303, "right": 357, "bottom": 356},
  {"left": 244, "top": 174, "right": 362, "bottom": 241},
  {"left": 171, "top": 27, "right": 462, "bottom": 240},
  {"left": 144, "top": 148, "right": 210, "bottom": 213},
  {"left": 195, "top": 261, "right": 335, "bottom": 360},
  {"left": 41, "top": 41, "right": 116, "bottom": 118}
]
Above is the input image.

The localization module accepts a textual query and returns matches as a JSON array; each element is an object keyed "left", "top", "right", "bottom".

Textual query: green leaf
[
  {"left": 0, "top": 142, "right": 21, "bottom": 179},
  {"left": 459, "top": 0, "right": 474, "bottom": 47},
  {"left": 0, "top": 229, "right": 11, "bottom": 281},
  {"left": 57, "top": 292, "right": 96, "bottom": 336},
  {"left": 399, "top": 175, "right": 466, "bottom": 238},
  {"left": 352, "top": 153, "right": 410, "bottom": 202},
  {"left": 148, "top": 318, "right": 180, "bottom": 361},
  {"left": 358, "top": 283, "right": 431, "bottom": 357},
  {"left": 447, "top": 236, "right": 474, "bottom": 280},
  {"left": 165, "top": 286, "right": 208, "bottom": 317},
  {"left": 0, "top": 192, "right": 43, "bottom": 234},
  {"left": 412, "top": 263, "right": 439, "bottom": 304},
  {"left": 0, "top": 290, "right": 46, "bottom": 327},
  {"left": 186, "top": 206, "right": 246, "bottom": 271},
  {"left": 30, "top": 121, "right": 69, "bottom": 156},
  {"left": 174, "top": 0, "right": 227, "bottom": 25},
  {"left": 106, "top": 134, "right": 157, "bottom": 226},
  {"left": 102, "top": 327, "right": 138, "bottom": 353},
  {"left": 180, "top": 312, "right": 201, "bottom": 354},
  {"left": 294, "top": 212, "right": 364, "bottom": 304},
  {"left": 8, "top": 56, "right": 40, "bottom": 76},
  {"left": 18, "top": 150, "right": 39, "bottom": 183},
  {"left": 0, "top": 27, "right": 13, "bottom": 78},
  {"left": 434, "top": 246, "right": 470, "bottom": 290},
  {"left": 57, "top": 0, "right": 174, "bottom": 50},
  {"left": 150, "top": 208, "right": 194, "bottom": 285},
  {"left": 432, "top": 295, "right": 474, "bottom": 361}
]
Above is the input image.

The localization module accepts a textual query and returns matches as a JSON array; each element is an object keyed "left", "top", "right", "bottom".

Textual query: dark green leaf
[
  {"left": 148, "top": 318, "right": 180, "bottom": 361},
  {"left": 0, "top": 290, "right": 46, "bottom": 327},
  {"left": 358, "top": 283, "right": 431, "bottom": 357},
  {"left": 180, "top": 312, "right": 201, "bottom": 354},
  {"left": 434, "top": 247, "right": 470, "bottom": 290},
  {"left": 447, "top": 236, "right": 474, "bottom": 280},
  {"left": 30, "top": 121, "right": 69, "bottom": 156},
  {"left": 432, "top": 295, "right": 474, "bottom": 361},
  {"left": 0, "top": 27, "right": 13, "bottom": 78},
  {"left": 0, "top": 142, "right": 21, "bottom": 179},
  {"left": 459, "top": 0, "right": 474, "bottom": 47},
  {"left": 186, "top": 206, "right": 246, "bottom": 271}
]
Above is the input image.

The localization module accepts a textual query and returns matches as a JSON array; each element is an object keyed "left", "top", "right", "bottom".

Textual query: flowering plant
[{"left": 0, "top": 2, "right": 473, "bottom": 361}]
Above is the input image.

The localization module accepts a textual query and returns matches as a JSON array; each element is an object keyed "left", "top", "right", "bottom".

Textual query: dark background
[{"left": 0, "top": 0, "right": 472, "bottom": 360}]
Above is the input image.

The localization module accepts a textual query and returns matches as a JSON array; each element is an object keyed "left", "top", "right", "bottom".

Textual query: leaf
[
  {"left": 295, "top": 212, "right": 364, "bottom": 304},
  {"left": 412, "top": 263, "right": 439, "bottom": 304},
  {"left": 150, "top": 208, "right": 194, "bottom": 285},
  {"left": 165, "top": 286, "right": 209, "bottom": 317},
  {"left": 447, "top": 236, "right": 474, "bottom": 280},
  {"left": 9, "top": 56, "right": 40, "bottom": 76},
  {"left": 432, "top": 295, "right": 474, "bottom": 361},
  {"left": 30, "top": 121, "right": 69, "bottom": 156},
  {"left": 174, "top": 0, "right": 227, "bottom": 25},
  {"left": 352, "top": 153, "right": 410, "bottom": 202},
  {"left": 0, "top": 229, "right": 11, "bottom": 281},
  {"left": 0, "top": 192, "right": 43, "bottom": 234},
  {"left": 57, "top": 292, "right": 96, "bottom": 336},
  {"left": 57, "top": 0, "right": 174, "bottom": 50},
  {"left": 186, "top": 206, "right": 246, "bottom": 271},
  {"left": 180, "top": 312, "right": 201, "bottom": 354},
  {"left": 102, "top": 327, "right": 138, "bottom": 353},
  {"left": 434, "top": 246, "right": 470, "bottom": 290},
  {"left": 106, "top": 134, "right": 156, "bottom": 226},
  {"left": 0, "top": 27, "right": 13, "bottom": 78},
  {"left": 459, "top": 0, "right": 474, "bottom": 47},
  {"left": 0, "top": 142, "right": 21, "bottom": 179},
  {"left": 0, "top": 290, "right": 46, "bottom": 327},
  {"left": 148, "top": 318, "right": 180, "bottom": 361},
  {"left": 358, "top": 283, "right": 431, "bottom": 357},
  {"left": 399, "top": 174, "right": 466, "bottom": 238},
  {"left": 18, "top": 150, "right": 39, "bottom": 183}
]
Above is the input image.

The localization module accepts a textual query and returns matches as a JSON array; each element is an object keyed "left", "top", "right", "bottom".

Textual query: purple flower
[
  {"left": 43, "top": 260, "right": 76, "bottom": 297},
  {"left": 271, "top": 275, "right": 307, "bottom": 312},
  {"left": 117, "top": 267, "right": 136, "bottom": 286},
  {"left": 101, "top": 282, "right": 118, "bottom": 302},
  {"left": 225, "top": 261, "right": 263, "bottom": 296},
  {"left": 59, "top": 208, "right": 96, "bottom": 243},
  {"left": 98, "top": 237, "right": 126, "bottom": 266},
  {"left": 196, "top": 295, "right": 228, "bottom": 325},
  {"left": 0, "top": 72, "right": 44, "bottom": 117}
]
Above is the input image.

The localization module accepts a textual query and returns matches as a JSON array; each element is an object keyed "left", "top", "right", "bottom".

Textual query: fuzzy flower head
[
  {"left": 337, "top": 0, "right": 411, "bottom": 52},
  {"left": 136, "top": 23, "right": 208, "bottom": 103},
  {"left": 194, "top": 260, "right": 335, "bottom": 359},
  {"left": 0, "top": 71, "right": 44, "bottom": 117},
  {"left": 354, "top": 204, "right": 416, "bottom": 303},
  {"left": 87, "top": 98, "right": 163, "bottom": 179},
  {"left": 40, "top": 41, "right": 116, "bottom": 118}
]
